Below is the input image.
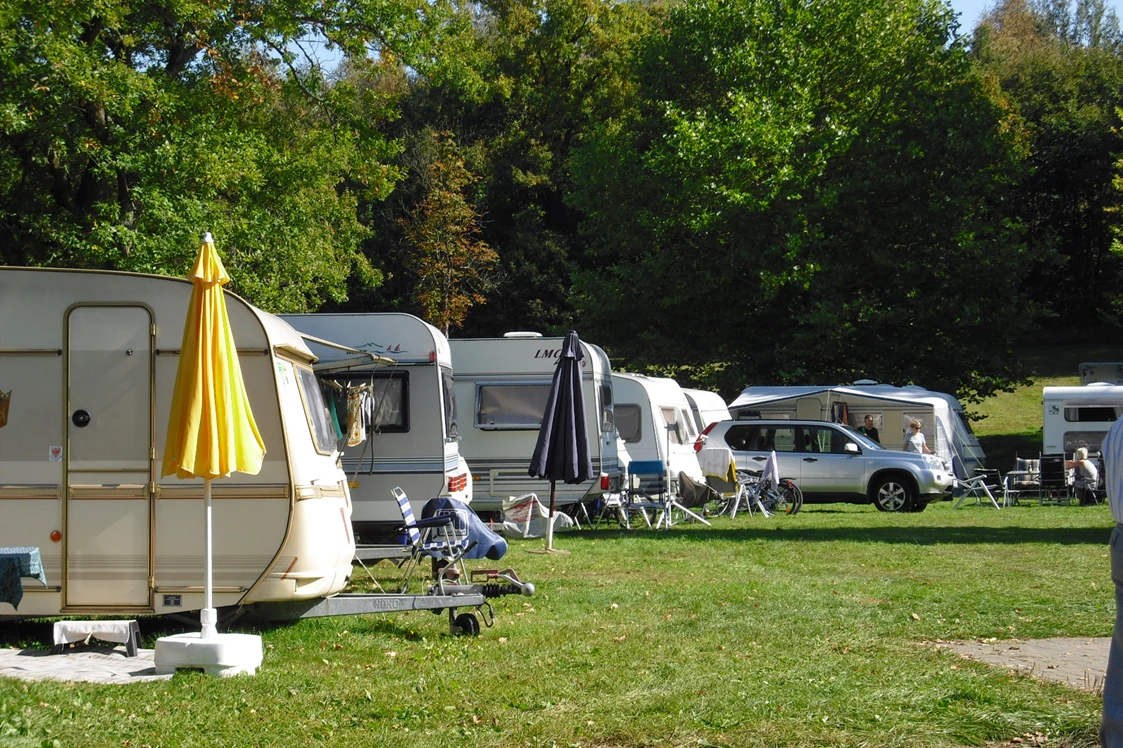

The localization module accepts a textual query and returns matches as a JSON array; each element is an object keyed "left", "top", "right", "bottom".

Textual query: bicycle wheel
[{"left": 778, "top": 479, "right": 803, "bottom": 515}]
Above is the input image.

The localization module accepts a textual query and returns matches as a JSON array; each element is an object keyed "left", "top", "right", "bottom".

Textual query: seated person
[{"left": 1067, "top": 447, "right": 1100, "bottom": 503}]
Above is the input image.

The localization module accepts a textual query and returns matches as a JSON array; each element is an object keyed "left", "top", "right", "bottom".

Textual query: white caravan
[
  {"left": 0, "top": 267, "right": 355, "bottom": 619},
  {"left": 448, "top": 333, "right": 622, "bottom": 513},
  {"left": 612, "top": 373, "right": 705, "bottom": 483},
  {"left": 1042, "top": 384, "right": 1123, "bottom": 455},
  {"left": 281, "top": 313, "right": 472, "bottom": 542},
  {"left": 682, "top": 388, "right": 732, "bottom": 434},
  {"left": 727, "top": 383, "right": 986, "bottom": 479}
]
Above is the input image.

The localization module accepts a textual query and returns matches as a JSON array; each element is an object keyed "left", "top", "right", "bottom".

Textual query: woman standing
[{"left": 904, "top": 420, "right": 934, "bottom": 455}]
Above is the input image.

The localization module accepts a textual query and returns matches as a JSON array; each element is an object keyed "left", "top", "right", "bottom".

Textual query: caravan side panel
[
  {"left": 0, "top": 268, "right": 351, "bottom": 618},
  {"left": 449, "top": 337, "right": 621, "bottom": 512}
]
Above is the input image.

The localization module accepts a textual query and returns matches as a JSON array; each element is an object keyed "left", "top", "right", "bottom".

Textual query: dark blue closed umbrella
[{"left": 529, "top": 331, "right": 594, "bottom": 549}]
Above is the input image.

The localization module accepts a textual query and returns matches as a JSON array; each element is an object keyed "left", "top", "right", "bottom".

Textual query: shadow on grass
[
  {"left": 979, "top": 433, "right": 1044, "bottom": 473},
  {"left": 571, "top": 524, "right": 1109, "bottom": 545}
]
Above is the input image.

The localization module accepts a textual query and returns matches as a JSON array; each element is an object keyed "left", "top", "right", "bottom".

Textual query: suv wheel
[{"left": 872, "top": 476, "right": 915, "bottom": 512}]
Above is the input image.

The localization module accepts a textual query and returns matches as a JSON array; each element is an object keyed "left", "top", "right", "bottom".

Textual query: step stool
[{"left": 52, "top": 619, "right": 141, "bottom": 657}]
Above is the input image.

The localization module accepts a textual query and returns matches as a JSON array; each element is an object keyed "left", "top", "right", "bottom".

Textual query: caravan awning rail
[{"left": 293, "top": 332, "right": 395, "bottom": 372}]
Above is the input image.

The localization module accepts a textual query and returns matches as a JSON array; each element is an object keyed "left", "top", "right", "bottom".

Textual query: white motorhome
[
  {"left": 0, "top": 267, "right": 355, "bottom": 619},
  {"left": 448, "top": 333, "right": 622, "bottom": 513},
  {"left": 281, "top": 313, "right": 472, "bottom": 542},
  {"left": 1043, "top": 384, "right": 1123, "bottom": 455},
  {"left": 682, "top": 388, "right": 731, "bottom": 434},
  {"left": 727, "top": 383, "right": 986, "bottom": 478},
  {"left": 612, "top": 373, "right": 705, "bottom": 483}
]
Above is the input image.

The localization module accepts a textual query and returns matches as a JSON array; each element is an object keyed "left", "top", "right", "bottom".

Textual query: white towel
[
  {"left": 760, "top": 450, "right": 779, "bottom": 490},
  {"left": 698, "top": 447, "right": 737, "bottom": 482}
]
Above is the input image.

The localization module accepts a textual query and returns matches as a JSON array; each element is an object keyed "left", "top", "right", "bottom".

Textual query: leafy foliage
[
  {"left": 570, "top": 0, "right": 1031, "bottom": 401},
  {"left": 400, "top": 129, "right": 498, "bottom": 334},
  {"left": 0, "top": 0, "right": 438, "bottom": 310},
  {"left": 972, "top": 0, "right": 1123, "bottom": 332}
]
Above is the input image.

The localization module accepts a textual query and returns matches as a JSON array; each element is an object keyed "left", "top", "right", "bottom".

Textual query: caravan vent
[
  {"left": 852, "top": 379, "right": 878, "bottom": 386},
  {"left": 503, "top": 331, "right": 543, "bottom": 338}
]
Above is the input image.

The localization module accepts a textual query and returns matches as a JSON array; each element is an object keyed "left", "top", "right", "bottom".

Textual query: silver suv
[{"left": 697, "top": 419, "right": 953, "bottom": 512}]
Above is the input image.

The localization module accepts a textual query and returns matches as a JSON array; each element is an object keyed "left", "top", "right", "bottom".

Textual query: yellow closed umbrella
[{"left": 162, "top": 232, "right": 265, "bottom": 638}]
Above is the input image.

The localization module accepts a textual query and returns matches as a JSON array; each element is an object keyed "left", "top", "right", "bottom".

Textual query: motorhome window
[
  {"left": 1064, "top": 406, "right": 1121, "bottom": 422},
  {"left": 324, "top": 372, "right": 409, "bottom": 433},
  {"left": 296, "top": 365, "right": 337, "bottom": 455},
  {"left": 441, "top": 367, "right": 458, "bottom": 439},
  {"left": 476, "top": 383, "right": 550, "bottom": 429},
  {"left": 616, "top": 404, "right": 642, "bottom": 443},
  {"left": 599, "top": 383, "right": 614, "bottom": 433}
]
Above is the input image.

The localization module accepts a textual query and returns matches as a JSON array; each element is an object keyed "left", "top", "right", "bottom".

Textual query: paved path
[
  {"left": 934, "top": 637, "right": 1109, "bottom": 692},
  {"left": 0, "top": 645, "right": 171, "bottom": 685}
]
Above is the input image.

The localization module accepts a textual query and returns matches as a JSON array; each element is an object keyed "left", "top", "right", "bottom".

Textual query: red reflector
[
  {"left": 600, "top": 473, "right": 610, "bottom": 490},
  {"left": 447, "top": 473, "right": 468, "bottom": 493},
  {"left": 695, "top": 422, "right": 717, "bottom": 453}
]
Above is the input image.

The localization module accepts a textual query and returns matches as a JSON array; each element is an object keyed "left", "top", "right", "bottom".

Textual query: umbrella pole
[
  {"left": 546, "top": 480, "right": 557, "bottom": 551},
  {"left": 201, "top": 477, "right": 217, "bottom": 640}
]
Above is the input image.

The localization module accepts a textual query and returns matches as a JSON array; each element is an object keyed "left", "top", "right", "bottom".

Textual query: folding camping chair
[
  {"left": 623, "top": 460, "right": 674, "bottom": 529},
  {"left": 1039, "top": 454, "right": 1073, "bottom": 505},
  {"left": 391, "top": 487, "right": 474, "bottom": 594},
  {"left": 698, "top": 447, "right": 747, "bottom": 518},
  {"left": 954, "top": 469, "right": 1002, "bottom": 509}
]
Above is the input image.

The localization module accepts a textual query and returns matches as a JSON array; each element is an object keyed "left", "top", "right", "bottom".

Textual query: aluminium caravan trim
[
  {"left": 448, "top": 334, "right": 621, "bottom": 513},
  {"left": 0, "top": 267, "right": 354, "bottom": 619},
  {"left": 1042, "top": 384, "right": 1123, "bottom": 455},
  {"left": 280, "top": 312, "right": 472, "bottom": 542}
]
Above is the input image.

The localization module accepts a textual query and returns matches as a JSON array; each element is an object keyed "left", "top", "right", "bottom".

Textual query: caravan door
[{"left": 64, "top": 305, "right": 153, "bottom": 609}]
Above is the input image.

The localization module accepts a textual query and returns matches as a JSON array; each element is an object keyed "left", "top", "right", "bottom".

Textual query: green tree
[
  {"left": 972, "top": 0, "right": 1123, "bottom": 331},
  {"left": 400, "top": 130, "right": 498, "bottom": 335},
  {"left": 353, "top": 0, "right": 656, "bottom": 334},
  {"left": 0, "top": 0, "right": 440, "bottom": 310},
  {"left": 570, "top": 0, "right": 1031, "bottom": 401}
]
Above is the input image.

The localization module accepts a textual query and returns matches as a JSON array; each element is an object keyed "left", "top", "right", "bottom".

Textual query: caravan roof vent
[
  {"left": 852, "top": 379, "right": 878, "bottom": 386},
  {"left": 503, "top": 331, "right": 544, "bottom": 338}
]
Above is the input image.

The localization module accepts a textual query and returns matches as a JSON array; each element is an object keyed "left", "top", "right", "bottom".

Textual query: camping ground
[{"left": 0, "top": 344, "right": 1113, "bottom": 747}]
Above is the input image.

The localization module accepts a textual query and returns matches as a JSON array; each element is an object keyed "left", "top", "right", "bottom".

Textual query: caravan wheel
[{"left": 453, "top": 612, "right": 481, "bottom": 636}]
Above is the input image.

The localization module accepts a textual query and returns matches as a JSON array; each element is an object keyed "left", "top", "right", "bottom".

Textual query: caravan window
[
  {"left": 616, "top": 404, "right": 642, "bottom": 443},
  {"left": 295, "top": 365, "right": 337, "bottom": 455},
  {"left": 661, "top": 406, "right": 687, "bottom": 444},
  {"left": 599, "top": 383, "right": 614, "bottom": 433},
  {"left": 1065, "top": 405, "right": 1121, "bottom": 422},
  {"left": 441, "top": 367, "right": 458, "bottom": 439},
  {"left": 324, "top": 372, "right": 410, "bottom": 434},
  {"left": 476, "top": 383, "right": 550, "bottom": 429},
  {"left": 1065, "top": 431, "right": 1108, "bottom": 453}
]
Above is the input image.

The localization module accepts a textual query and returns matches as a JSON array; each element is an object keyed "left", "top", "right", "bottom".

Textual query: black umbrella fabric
[{"left": 529, "top": 331, "right": 594, "bottom": 550}]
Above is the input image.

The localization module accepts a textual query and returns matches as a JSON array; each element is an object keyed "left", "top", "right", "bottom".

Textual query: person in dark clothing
[{"left": 858, "top": 414, "right": 880, "bottom": 443}]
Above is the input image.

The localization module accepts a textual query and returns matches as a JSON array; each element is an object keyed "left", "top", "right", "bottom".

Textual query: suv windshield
[{"left": 841, "top": 424, "right": 883, "bottom": 450}]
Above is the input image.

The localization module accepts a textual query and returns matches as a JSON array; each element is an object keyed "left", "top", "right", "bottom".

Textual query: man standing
[
  {"left": 858, "top": 414, "right": 880, "bottom": 443},
  {"left": 1102, "top": 416, "right": 1123, "bottom": 746}
]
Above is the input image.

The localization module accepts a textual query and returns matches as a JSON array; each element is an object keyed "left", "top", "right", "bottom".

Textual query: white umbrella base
[{"left": 153, "top": 632, "right": 263, "bottom": 677}]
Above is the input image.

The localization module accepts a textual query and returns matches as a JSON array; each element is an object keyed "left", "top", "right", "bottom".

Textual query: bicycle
[{"left": 735, "top": 469, "right": 804, "bottom": 516}]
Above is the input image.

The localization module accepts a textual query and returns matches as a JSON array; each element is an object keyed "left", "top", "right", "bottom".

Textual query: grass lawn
[{"left": 0, "top": 502, "right": 1111, "bottom": 747}]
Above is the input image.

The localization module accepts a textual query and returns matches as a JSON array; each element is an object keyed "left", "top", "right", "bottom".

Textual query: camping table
[{"left": 0, "top": 547, "right": 46, "bottom": 610}]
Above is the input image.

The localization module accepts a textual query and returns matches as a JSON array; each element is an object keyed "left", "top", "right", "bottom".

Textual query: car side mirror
[{"left": 844, "top": 442, "right": 859, "bottom": 454}]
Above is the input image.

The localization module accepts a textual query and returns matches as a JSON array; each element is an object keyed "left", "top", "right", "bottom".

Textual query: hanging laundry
[{"left": 346, "top": 386, "right": 365, "bottom": 447}]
